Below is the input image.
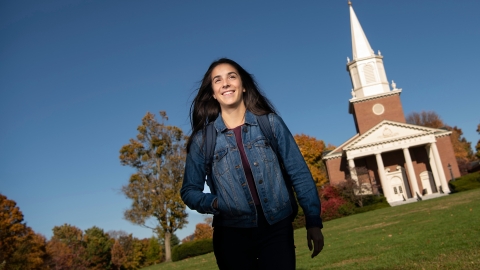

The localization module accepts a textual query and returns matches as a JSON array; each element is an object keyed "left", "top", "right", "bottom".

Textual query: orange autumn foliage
[
  {"left": 0, "top": 194, "right": 47, "bottom": 269},
  {"left": 294, "top": 134, "right": 330, "bottom": 187},
  {"left": 193, "top": 223, "right": 213, "bottom": 240}
]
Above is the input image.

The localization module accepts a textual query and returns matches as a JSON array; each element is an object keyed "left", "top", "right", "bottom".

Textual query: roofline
[{"left": 322, "top": 133, "right": 359, "bottom": 160}]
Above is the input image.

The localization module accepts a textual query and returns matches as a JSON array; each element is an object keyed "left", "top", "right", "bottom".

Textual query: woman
[{"left": 181, "top": 58, "right": 324, "bottom": 269}]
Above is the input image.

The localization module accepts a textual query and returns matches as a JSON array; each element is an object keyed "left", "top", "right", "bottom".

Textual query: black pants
[{"left": 213, "top": 207, "right": 295, "bottom": 270}]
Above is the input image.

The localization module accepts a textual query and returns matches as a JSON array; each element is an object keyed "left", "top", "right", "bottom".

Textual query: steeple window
[{"left": 363, "top": 63, "right": 377, "bottom": 84}]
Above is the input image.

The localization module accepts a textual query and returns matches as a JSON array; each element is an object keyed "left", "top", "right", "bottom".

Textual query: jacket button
[
  {"left": 242, "top": 182, "right": 247, "bottom": 187},
  {"left": 247, "top": 144, "right": 252, "bottom": 149},
  {"left": 270, "top": 216, "right": 274, "bottom": 220},
  {"left": 243, "top": 127, "right": 248, "bottom": 133},
  {"left": 235, "top": 165, "right": 240, "bottom": 169},
  {"left": 263, "top": 198, "right": 268, "bottom": 203},
  {"left": 254, "top": 162, "right": 258, "bottom": 166},
  {"left": 259, "top": 180, "right": 263, "bottom": 184}
]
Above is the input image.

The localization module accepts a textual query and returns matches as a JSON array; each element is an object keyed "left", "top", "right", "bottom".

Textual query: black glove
[{"left": 307, "top": 227, "right": 324, "bottom": 258}]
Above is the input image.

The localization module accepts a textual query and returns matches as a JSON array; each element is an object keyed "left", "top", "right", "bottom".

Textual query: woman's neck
[{"left": 221, "top": 105, "right": 247, "bottom": 129}]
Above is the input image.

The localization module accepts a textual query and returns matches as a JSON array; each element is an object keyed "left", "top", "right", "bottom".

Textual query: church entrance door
[{"left": 390, "top": 176, "right": 405, "bottom": 201}]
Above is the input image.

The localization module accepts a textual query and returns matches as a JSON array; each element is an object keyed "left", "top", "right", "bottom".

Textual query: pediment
[{"left": 344, "top": 121, "right": 444, "bottom": 150}]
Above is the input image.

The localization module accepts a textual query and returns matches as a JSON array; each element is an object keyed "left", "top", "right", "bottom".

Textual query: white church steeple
[
  {"left": 349, "top": 1, "right": 374, "bottom": 60},
  {"left": 347, "top": 2, "right": 391, "bottom": 99}
]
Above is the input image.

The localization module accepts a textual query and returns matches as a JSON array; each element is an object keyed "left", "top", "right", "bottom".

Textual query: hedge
[{"left": 171, "top": 238, "right": 213, "bottom": 262}]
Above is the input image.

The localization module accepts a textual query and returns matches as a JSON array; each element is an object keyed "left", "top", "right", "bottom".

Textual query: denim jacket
[{"left": 181, "top": 110, "right": 322, "bottom": 229}]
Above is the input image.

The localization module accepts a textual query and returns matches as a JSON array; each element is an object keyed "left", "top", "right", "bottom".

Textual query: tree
[
  {"left": 193, "top": 217, "right": 213, "bottom": 240},
  {"left": 449, "top": 125, "right": 474, "bottom": 174},
  {"left": 160, "top": 233, "right": 179, "bottom": 249},
  {"left": 119, "top": 111, "right": 188, "bottom": 262},
  {"left": 181, "top": 234, "right": 194, "bottom": 244},
  {"left": 144, "top": 236, "right": 162, "bottom": 266},
  {"left": 338, "top": 166, "right": 376, "bottom": 207},
  {"left": 123, "top": 235, "right": 146, "bottom": 270},
  {"left": 8, "top": 228, "right": 48, "bottom": 270},
  {"left": 406, "top": 111, "right": 474, "bottom": 174},
  {"left": 110, "top": 240, "right": 126, "bottom": 270},
  {"left": 0, "top": 193, "right": 28, "bottom": 266},
  {"left": 475, "top": 124, "right": 480, "bottom": 159},
  {"left": 0, "top": 194, "right": 48, "bottom": 270},
  {"left": 406, "top": 110, "right": 444, "bottom": 128},
  {"left": 84, "top": 226, "right": 113, "bottom": 270},
  {"left": 293, "top": 134, "right": 331, "bottom": 187},
  {"left": 46, "top": 224, "right": 87, "bottom": 270}
]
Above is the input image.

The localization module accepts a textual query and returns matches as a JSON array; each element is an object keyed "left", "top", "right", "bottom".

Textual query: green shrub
[
  {"left": 337, "top": 201, "right": 356, "bottom": 216},
  {"left": 353, "top": 196, "right": 390, "bottom": 214},
  {"left": 171, "top": 238, "right": 213, "bottom": 262},
  {"left": 360, "top": 194, "right": 386, "bottom": 206},
  {"left": 449, "top": 172, "right": 480, "bottom": 192}
]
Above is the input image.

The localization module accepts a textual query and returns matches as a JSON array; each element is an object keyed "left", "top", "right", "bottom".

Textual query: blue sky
[{"left": 1, "top": 0, "right": 479, "bottom": 241}]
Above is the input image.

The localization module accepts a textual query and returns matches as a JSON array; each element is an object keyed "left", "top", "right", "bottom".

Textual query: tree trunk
[{"left": 164, "top": 232, "right": 172, "bottom": 262}]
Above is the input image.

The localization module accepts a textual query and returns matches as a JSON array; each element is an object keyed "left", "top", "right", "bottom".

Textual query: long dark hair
[{"left": 187, "top": 58, "right": 276, "bottom": 151}]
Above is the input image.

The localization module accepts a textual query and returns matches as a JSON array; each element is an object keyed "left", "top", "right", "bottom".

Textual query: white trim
[
  {"left": 345, "top": 120, "right": 451, "bottom": 151},
  {"left": 349, "top": 89, "right": 402, "bottom": 103}
]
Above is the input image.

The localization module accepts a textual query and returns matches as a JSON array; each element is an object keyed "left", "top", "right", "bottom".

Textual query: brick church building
[{"left": 322, "top": 3, "right": 461, "bottom": 206}]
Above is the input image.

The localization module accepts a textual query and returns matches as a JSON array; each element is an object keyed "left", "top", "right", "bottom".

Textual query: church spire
[
  {"left": 346, "top": 2, "right": 391, "bottom": 99},
  {"left": 349, "top": 2, "right": 375, "bottom": 60}
]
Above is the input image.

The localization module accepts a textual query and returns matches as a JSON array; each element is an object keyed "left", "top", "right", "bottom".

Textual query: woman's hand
[{"left": 307, "top": 227, "right": 324, "bottom": 258}]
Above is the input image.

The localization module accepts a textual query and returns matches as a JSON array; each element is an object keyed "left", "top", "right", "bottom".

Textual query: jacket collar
[{"left": 214, "top": 110, "right": 258, "bottom": 132}]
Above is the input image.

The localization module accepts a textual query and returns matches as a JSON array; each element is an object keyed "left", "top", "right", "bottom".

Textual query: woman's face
[{"left": 211, "top": 63, "right": 245, "bottom": 110}]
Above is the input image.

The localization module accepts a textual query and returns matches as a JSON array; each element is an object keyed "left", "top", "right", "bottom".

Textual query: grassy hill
[{"left": 144, "top": 187, "right": 480, "bottom": 270}]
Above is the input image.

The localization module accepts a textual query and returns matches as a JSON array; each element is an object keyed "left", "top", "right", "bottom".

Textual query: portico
[{"left": 341, "top": 121, "right": 452, "bottom": 204}]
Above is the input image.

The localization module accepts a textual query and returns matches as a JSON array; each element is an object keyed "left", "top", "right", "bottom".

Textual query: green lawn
[{"left": 144, "top": 188, "right": 480, "bottom": 270}]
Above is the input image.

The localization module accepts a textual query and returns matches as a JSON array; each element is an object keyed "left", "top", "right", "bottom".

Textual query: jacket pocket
[
  {"left": 253, "top": 138, "right": 276, "bottom": 162},
  {"left": 213, "top": 148, "right": 229, "bottom": 176}
]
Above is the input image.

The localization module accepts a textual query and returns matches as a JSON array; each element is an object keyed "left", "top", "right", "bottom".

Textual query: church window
[
  {"left": 399, "top": 186, "right": 403, "bottom": 193},
  {"left": 393, "top": 187, "right": 398, "bottom": 194},
  {"left": 363, "top": 63, "right": 377, "bottom": 84},
  {"left": 372, "top": 104, "right": 385, "bottom": 115}
]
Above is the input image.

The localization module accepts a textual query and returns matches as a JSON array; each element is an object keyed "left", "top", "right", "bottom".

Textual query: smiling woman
[
  {"left": 211, "top": 64, "right": 246, "bottom": 118},
  {"left": 181, "top": 58, "right": 325, "bottom": 270}
]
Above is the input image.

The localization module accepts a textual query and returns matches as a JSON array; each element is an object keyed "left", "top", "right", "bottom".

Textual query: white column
[
  {"left": 348, "top": 158, "right": 358, "bottom": 183},
  {"left": 426, "top": 145, "right": 441, "bottom": 192},
  {"left": 375, "top": 153, "right": 392, "bottom": 202},
  {"left": 430, "top": 142, "right": 450, "bottom": 193},
  {"left": 402, "top": 147, "right": 421, "bottom": 198}
]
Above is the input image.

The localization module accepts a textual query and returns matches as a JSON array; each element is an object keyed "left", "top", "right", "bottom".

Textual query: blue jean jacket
[{"left": 181, "top": 111, "right": 322, "bottom": 229}]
